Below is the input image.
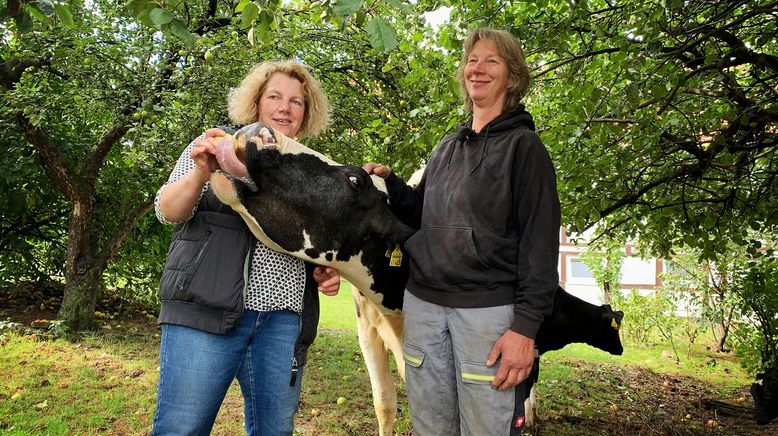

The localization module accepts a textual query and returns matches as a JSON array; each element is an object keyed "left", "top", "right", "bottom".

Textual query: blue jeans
[{"left": 151, "top": 309, "right": 303, "bottom": 436}]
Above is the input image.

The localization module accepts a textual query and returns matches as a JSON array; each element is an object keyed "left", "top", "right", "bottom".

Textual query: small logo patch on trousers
[{"left": 515, "top": 416, "right": 525, "bottom": 428}]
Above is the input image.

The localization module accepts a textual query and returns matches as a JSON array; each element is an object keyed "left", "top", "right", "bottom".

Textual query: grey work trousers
[{"left": 402, "top": 290, "right": 527, "bottom": 436}]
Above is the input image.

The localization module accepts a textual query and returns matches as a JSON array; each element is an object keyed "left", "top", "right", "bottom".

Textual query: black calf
[{"left": 752, "top": 366, "right": 778, "bottom": 425}]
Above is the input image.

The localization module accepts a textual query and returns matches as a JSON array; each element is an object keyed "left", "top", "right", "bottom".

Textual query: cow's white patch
[
  {"left": 302, "top": 230, "right": 314, "bottom": 252},
  {"left": 211, "top": 182, "right": 394, "bottom": 312},
  {"left": 214, "top": 129, "right": 401, "bottom": 318}
]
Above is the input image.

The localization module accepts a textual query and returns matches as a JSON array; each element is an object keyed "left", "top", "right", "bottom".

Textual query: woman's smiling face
[
  {"left": 463, "top": 39, "right": 510, "bottom": 112},
  {"left": 257, "top": 72, "right": 305, "bottom": 138}
]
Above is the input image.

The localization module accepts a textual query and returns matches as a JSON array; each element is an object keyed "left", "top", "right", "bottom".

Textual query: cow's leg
[
  {"left": 375, "top": 309, "right": 404, "bottom": 382},
  {"left": 524, "top": 384, "right": 537, "bottom": 428},
  {"left": 353, "top": 288, "right": 397, "bottom": 436}
]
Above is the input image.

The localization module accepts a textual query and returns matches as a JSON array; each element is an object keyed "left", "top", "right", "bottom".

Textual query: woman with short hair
[{"left": 365, "top": 29, "right": 561, "bottom": 435}]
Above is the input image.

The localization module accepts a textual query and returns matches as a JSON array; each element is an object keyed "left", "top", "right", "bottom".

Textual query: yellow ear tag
[
  {"left": 611, "top": 318, "right": 620, "bottom": 330},
  {"left": 389, "top": 244, "right": 403, "bottom": 267}
]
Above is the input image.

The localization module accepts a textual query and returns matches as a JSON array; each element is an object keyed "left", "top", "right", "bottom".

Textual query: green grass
[
  {"left": 0, "top": 331, "right": 160, "bottom": 435},
  {"left": 0, "top": 295, "right": 770, "bottom": 435},
  {"left": 318, "top": 280, "right": 358, "bottom": 331}
]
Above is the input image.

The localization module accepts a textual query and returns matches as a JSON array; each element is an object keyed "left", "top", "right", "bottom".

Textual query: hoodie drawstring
[
  {"left": 469, "top": 124, "right": 491, "bottom": 175},
  {"left": 450, "top": 127, "right": 476, "bottom": 169}
]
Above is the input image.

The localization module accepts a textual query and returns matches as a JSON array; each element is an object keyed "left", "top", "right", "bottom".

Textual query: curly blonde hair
[
  {"left": 457, "top": 28, "right": 530, "bottom": 113},
  {"left": 228, "top": 60, "right": 330, "bottom": 138}
]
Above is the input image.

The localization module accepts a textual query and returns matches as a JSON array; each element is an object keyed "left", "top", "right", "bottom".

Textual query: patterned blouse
[{"left": 154, "top": 135, "right": 305, "bottom": 313}]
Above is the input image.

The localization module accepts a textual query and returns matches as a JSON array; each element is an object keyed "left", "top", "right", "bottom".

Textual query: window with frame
[{"left": 568, "top": 257, "right": 595, "bottom": 283}]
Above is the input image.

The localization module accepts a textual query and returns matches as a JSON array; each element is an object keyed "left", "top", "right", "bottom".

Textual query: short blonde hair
[
  {"left": 228, "top": 60, "right": 329, "bottom": 138},
  {"left": 457, "top": 28, "right": 530, "bottom": 113}
]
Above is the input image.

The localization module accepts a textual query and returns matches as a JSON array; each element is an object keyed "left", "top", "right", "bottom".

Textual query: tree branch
[
  {"left": 15, "top": 113, "right": 80, "bottom": 202},
  {"left": 533, "top": 48, "right": 620, "bottom": 78},
  {"left": 99, "top": 195, "right": 155, "bottom": 271},
  {"left": 0, "top": 57, "right": 51, "bottom": 90},
  {"left": 83, "top": 121, "right": 131, "bottom": 187}
]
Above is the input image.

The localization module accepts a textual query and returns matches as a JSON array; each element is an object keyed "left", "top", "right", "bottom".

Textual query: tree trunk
[
  {"left": 716, "top": 320, "right": 730, "bottom": 353},
  {"left": 603, "top": 281, "right": 612, "bottom": 304},
  {"left": 58, "top": 265, "right": 101, "bottom": 331},
  {"left": 57, "top": 200, "right": 101, "bottom": 332},
  {"left": 713, "top": 306, "right": 734, "bottom": 353}
]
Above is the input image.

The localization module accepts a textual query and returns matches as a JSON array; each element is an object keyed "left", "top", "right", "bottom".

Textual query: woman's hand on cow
[
  {"left": 313, "top": 266, "right": 341, "bottom": 296},
  {"left": 190, "top": 128, "right": 227, "bottom": 184},
  {"left": 363, "top": 163, "right": 392, "bottom": 179}
]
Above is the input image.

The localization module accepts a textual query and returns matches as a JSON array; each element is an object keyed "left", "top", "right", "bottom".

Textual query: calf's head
[
  {"left": 585, "top": 303, "right": 624, "bottom": 356},
  {"left": 535, "top": 287, "right": 624, "bottom": 356},
  {"left": 210, "top": 123, "right": 414, "bottom": 310}
]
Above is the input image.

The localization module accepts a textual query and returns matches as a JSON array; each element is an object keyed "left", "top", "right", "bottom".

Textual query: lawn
[{"left": 0, "top": 284, "right": 774, "bottom": 435}]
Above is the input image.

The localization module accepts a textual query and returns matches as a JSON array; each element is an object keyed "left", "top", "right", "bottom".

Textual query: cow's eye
[{"left": 348, "top": 175, "right": 361, "bottom": 188}]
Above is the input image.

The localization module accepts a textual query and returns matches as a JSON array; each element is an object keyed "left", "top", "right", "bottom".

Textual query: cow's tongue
[{"left": 214, "top": 136, "right": 250, "bottom": 180}]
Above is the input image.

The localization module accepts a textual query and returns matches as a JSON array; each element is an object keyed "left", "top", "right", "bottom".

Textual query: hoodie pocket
[{"left": 404, "top": 226, "right": 493, "bottom": 288}]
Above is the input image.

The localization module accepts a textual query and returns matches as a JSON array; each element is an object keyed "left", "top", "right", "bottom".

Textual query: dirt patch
[
  {"left": 532, "top": 360, "right": 774, "bottom": 435},
  {"left": 0, "top": 286, "right": 158, "bottom": 333}
]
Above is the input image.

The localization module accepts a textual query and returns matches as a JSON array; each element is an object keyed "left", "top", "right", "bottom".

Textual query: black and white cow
[
  {"left": 525, "top": 288, "right": 623, "bottom": 427},
  {"left": 211, "top": 123, "right": 413, "bottom": 312},
  {"left": 211, "top": 123, "right": 624, "bottom": 435},
  {"left": 752, "top": 366, "right": 778, "bottom": 425}
]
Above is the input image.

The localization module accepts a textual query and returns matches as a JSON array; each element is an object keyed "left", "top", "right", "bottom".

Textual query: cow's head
[
  {"left": 752, "top": 367, "right": 778, "bottom": 425},
  {"left": 535, "top": 287, "right": 625, "bottom": 356},
  {"left": 209, "top": 123, "right": 415, "bottom": 310},
  {"left": 590, "top": 303, "right": 624, "bottom": 356}
]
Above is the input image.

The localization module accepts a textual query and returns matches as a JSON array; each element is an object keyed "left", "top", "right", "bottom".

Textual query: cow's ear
[{"left": 605, "top": 310, "right": 624, "bottom": 328}]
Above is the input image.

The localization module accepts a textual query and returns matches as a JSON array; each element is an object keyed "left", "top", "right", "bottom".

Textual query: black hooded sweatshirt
[{"left": 385, "top": 106, "right": 560, "bottom": 339}]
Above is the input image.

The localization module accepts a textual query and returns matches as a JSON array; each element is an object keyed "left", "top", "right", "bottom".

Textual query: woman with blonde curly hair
[{"left": 151, "top": 60, "right": 340, "bottom": 435}]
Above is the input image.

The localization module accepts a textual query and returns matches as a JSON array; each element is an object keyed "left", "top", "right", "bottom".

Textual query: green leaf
[
  {"left": 14, "top": 10, "right": 33, "bottom": 33},
  {"left": 385, "top": 0, "right": 413, "bottom": 13},
  {"left": 354, "top": 10, "right": 366, "bottom": 26},
  {"left": 333, "top": 0, "right": 363, "bottom": 16},
  {"left": 235, "top": 0, "right": 251, "bottom": 13},
  {"left": 127, "top": 0, "right": 154, "bottom": 16},
  {"left": 256, "top": 11, "right": 274, "bottom": 43},
  {"left": 27, "top": 4, "right": 51, "bottom": 23},
  {"left": 149, "top": 8, "right": 174, "bottom": 26},
  {"left": 366, "top": 18, "right": 397, "bottom": 52},
  {"left": 240, "top": 2, "right": 259, "bottom": 29},
  {"left": 53, "top": 3, "right": 74, "bottom": 28},
  {"left": 34, "top": 0, "right": 55, "bottom": 15},
  {"left": 136, "top": 10, "right": 155, "bottom": 27},
  {"left": 169, "top": 19, "right": 195, "bottom": 46}
]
